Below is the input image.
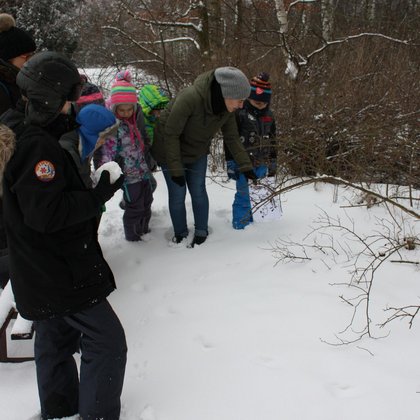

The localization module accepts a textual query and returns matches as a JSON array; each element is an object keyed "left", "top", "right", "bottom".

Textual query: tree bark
[{"left": 321, "top": 0, "right": 335, "bottom": 41}]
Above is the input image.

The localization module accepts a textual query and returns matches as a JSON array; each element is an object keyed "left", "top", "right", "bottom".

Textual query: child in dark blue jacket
[{"left": 226, "top": 72, "right": 277, "bottom": 229}]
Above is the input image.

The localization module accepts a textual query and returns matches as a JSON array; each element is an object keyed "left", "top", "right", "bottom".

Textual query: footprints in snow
[
  {"left": 194, "top": 334, "right": 215, "bottom": 350},
  {"left": 325, "top": 382, "right": 357, "bottom": 398}
]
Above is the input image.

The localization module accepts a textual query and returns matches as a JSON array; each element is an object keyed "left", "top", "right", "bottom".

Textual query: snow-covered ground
[{"left": 0, "top": 171, "right": 419, "bottom": 420}]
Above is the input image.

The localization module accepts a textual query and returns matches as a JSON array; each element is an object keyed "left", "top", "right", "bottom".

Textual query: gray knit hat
[{"left": 214, "top": 67, "right": 251, "bottom": 100}]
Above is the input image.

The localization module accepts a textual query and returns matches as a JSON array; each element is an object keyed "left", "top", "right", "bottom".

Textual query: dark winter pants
[
  {"left": 0, "top": 248, "right": 9, "bottom": 288},
  {"left": 122, "top": 180, "right": 153, "bottom": 241},
  {"left": 34, "top": 300, "right": 127, "bottom": 420},
  {"left": 232, "top": 164, "right": 268, "bottom": 229}
]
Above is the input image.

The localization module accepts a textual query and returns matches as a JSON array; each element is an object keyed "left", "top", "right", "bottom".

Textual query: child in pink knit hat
[{"left": 95, "top": 70, "right": 154, "bottom": 241}]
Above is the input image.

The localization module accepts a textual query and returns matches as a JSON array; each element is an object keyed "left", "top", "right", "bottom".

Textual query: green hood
[
  {"left": 138, "top": 84, "right": 169, "bottom": 117},
  {"left": 191, "top": 70, "right": 214, "bottom": 114}
]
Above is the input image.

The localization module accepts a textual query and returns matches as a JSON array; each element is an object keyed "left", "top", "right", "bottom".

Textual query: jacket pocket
[
  {"left": 50, "top": 226, "right": 112, "bottom": 290},
  {"left": 64, "top": 251, "right": 110, "bottom": 290}
]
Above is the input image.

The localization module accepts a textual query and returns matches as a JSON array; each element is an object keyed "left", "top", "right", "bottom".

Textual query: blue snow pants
[
  {"left": 232, "top": 163, "right": 268, "bottom": 230},
  {"left": 34, "top": 299, "right": 127, "bottom": 420}
]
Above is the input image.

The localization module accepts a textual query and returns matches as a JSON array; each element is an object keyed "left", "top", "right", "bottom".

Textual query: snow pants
[
  {"left": 0, "top": 248, "right": 9, "bottom": 288},
  {"left": 122, "top": 180, "right": 153, "bottom": 241},
  {"left": 34, "top": 299, "right": 127, "bottom": 420},
  {"left": 232, "top": 164, "right": 268, "bottom": 229}
]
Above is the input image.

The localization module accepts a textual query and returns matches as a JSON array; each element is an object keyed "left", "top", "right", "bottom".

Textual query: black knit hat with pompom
[
  {"left": 0, "top": 13, "right": 36, "bottom": 61},
  {"left": 249, "top": 72, "right": 272, "bottom": 103}
]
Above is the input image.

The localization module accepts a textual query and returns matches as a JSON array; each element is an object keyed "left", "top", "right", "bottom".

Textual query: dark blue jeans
[
  {"left": 34, "top": 300, "right": 127, "bottom": 420},
  {"left": 162, "top": 155, "right": 209, "bottom": 238}
]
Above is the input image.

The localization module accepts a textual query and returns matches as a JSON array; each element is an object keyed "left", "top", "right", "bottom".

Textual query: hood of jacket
[
  {"left": 191, "top": 70, "right": 215, "bottom": 115},
  {"left": 139, "top": 84, "right": 170, "bottom": 117},
  {"left": 76, "top": 104, "right": 118, "bottom": 159}
]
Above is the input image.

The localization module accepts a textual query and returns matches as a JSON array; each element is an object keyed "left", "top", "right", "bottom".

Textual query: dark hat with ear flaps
[{"left": 17, "top": 51, "right": 81, "bottom": 126}]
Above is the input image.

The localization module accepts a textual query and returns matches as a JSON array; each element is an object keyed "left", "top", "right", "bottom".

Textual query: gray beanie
[{"left": 214, "top": 67, "right": 251, "bottom": 100}]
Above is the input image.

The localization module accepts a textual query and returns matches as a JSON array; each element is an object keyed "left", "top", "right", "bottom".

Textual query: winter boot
[
  {"left": 124, "top": 224, "right": 141, "bottom": 241},
  {"left": 172, "top": 235, "right": 187, "bottom": 244},
  {"left": 190, "top": 235, "right": 207, "bottom": 248}
]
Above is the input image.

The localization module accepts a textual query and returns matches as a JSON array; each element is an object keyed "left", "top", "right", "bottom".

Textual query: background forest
[
  {"left": 0, "top": 4, "right": 419, "bottom": 418},
  {"left": 0, "top": 0, "right": 419, "bottom": 184}
]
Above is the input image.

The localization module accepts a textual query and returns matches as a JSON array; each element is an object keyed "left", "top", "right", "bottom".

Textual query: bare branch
[
  {"left": 101, "top": 25, "right": 185, "bottom": 83},
  {"left": 390, "top": 260, "right": 419, "bottom": 265},
  {"left": 301, "top": 32, "right": 412, "bottom": 66},
  {"left": 252, "top": 176, "right": 420, "bottom": 220},
  {"left": 119, "top": 0, "right": 203, "bottom": 33},
  {"left": 287, "top": 0, "right": 318, "bottom": 14},
  {"left": 381, "top": 305, "right": 420, "bottom": 329}
]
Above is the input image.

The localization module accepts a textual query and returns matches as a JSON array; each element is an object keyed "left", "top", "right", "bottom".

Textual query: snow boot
[{"left": 190, "top": 235, "right": 207, "bottom": 248}]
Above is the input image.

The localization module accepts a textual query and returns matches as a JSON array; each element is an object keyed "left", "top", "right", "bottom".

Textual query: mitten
[
  {"left": 226, "top": 160, "right": 239, "bottom": 181},
  {"left": 171, "top": 175, "right": 186, "bottom": 187},
  {"left": 92, "top": 171, "right": 124, "bottom": 204},
  {"left": 242, "top": 169, "right": 258, "bottom": 181}
]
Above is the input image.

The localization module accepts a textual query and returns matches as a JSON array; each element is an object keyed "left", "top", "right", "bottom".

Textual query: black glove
[
  {"left": 171, "top": 175, "right": 186, "bottom": 187},
  {"left": 242, "top": 169, "right": 257, "bottom": 181},
  {"left": 92, "top": 171, "right": 125, "bottom": 204}
]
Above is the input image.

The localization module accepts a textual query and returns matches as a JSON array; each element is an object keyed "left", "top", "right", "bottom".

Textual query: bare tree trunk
[
  {"left": 321, "top": 0, "right": 335, "bottom": 41},
  {"left": 273, "top": 0, "right": 288, "bottom": 34},
  {"left": 368, "top": 0, "right": 377, "bottom": 22},
  {"left": 272, "top": 0, "right": 298, "bottom": 80},
  {"left": 301, "top": 9, "right": 309, "bottom": 37},
  {"left": 357, "top": 0, "right": 367, "bottom": 17},
  {"left": 196, "top": 2, "right": 212, "bottom": 66},
  {"left": 413, "top": 0, "right": 420, "bottom": 12},
  {"left": 205, "top": 0, "right": 223, "bottom": 63},
  {"left": 233, "top": 0, "right": 244, "bottom": 64}
]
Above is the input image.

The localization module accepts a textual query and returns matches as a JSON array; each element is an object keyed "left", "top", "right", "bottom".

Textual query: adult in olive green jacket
[{"left": 152, "top": 67, "right": 256, "bottom": 247}]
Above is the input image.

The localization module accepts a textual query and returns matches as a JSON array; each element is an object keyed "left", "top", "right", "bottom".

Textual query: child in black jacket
[{"left": 225, "top": 72, "right": 277, "bottom": 229}]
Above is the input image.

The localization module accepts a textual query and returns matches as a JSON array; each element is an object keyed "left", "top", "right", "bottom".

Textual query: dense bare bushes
[
  {"left": 26, "top": 0, "right": 417, "bottom": 186},
  {"left": 276, "top": 33, "right": 419, "bottom": 185}
]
